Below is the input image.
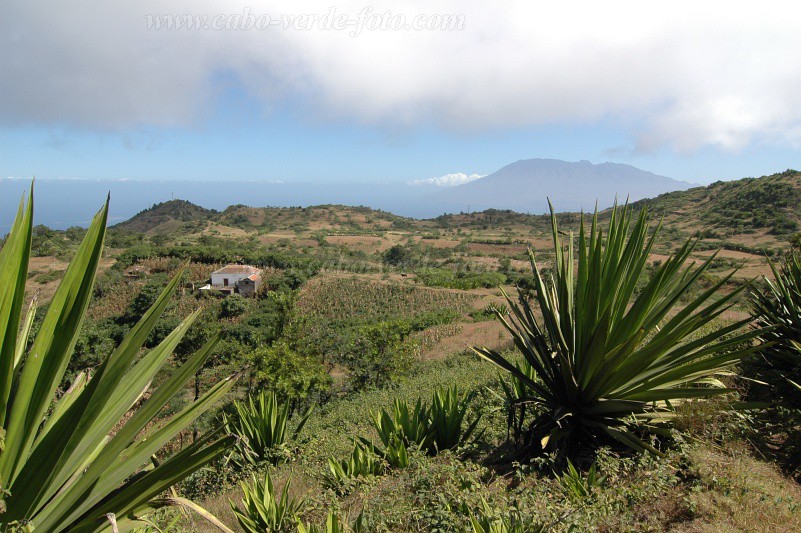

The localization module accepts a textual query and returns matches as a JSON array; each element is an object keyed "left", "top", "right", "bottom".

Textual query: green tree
[
  {"left": 344, "top": 321, "right": 415, "bottom": 390},
  {"left": 250, "top": 341, "right": 331, "bottom": 402},
  {"left": 220, "top": 293, "right": 248, "bottom": 319},
  {"left": 383, "top": 244, "right": 418, "bottom": 268}
]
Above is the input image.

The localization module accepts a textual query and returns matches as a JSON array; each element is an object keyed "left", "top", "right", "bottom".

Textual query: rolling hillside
[
  {"left": 631, "top": 169, "right": 801, "bottom": 251},
  {"left": 112, "top": 170, "right": 800, "bottom": 255}
]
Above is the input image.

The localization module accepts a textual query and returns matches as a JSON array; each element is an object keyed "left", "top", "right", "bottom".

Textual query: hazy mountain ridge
[{"left": 431, "top": 158, "right": 694, "bottom": 213}]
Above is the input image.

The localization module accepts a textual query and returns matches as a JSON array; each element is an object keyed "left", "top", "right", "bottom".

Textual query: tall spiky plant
[
  {"left": 474, "top": 202, "right": 760, "bottom": 458},
  {"left": 0, "top": 188, "right": 236, "bottom": 531},
  {"left": 750, "top": 252, "right": 801, "bottom": 398},
  {"left": 224, "top": 390, "right": 311, "bottom": 467}
]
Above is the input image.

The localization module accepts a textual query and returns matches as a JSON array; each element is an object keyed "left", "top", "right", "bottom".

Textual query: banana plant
[
  {"left": 0, "top": 188, "right": 236, "bottom": 531},
  {"left": 474, "top": 202, "right": 762, "bottom": 458}
]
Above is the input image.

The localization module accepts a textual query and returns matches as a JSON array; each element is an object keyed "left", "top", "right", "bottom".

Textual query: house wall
[
  {"left": 238, "top": 278, "right": 260, "bottom": 298},
  {"left": 211, "top": 272, "right": 250, "bottom": 287}
]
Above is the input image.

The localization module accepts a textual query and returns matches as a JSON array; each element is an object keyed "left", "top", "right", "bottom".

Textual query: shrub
[
  {"left": 383, "top": 244, "right": 419, "bottom": 268},
  {"left": 343, "top": 321, "right": 415, "bottom": 391},
  {"left": 219, "top": 293, "right": 248, "bottom": 318},
  {"left": 416, "top": 268, "right": 507, "bottom": 290},
  {"left": 0, "top": 191, "right": 235, "bottom": 531},
  {"left": 230, "top": 473, "right": 304, "bottom": 533},
  {"left": 474, "top": 203, "right": 760, "bottom": 459},
  {"left": 249, "top": 342, "right": 331, "bottom": 403}
]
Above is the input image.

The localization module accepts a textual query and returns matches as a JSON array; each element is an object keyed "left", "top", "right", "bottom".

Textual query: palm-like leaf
[
  {"left": 474, "top": 202, "right": 760, "bottom": 457},
  {"left": 0, "top": 190, "right": 236, "bottom": 531}
]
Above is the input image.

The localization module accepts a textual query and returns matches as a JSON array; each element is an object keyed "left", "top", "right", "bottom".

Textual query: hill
[
  {"left": 113, "top": 201, "right": 421, "bottom": 237},
  {"left": 112, "top": 199, "right": 216, "bottom": 234},
  {"left": 631, "top": 169, "right": 801, "bottom": 251},
  {"left": 214, "top": 204, "right": 416, "bottom": 233},
  {"left": 431, "top": 158, "right": 693, "bottom": 213}
]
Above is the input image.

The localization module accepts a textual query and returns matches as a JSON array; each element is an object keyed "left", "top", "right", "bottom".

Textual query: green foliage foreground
[
  {"left": 474, "top": 202, "right": 761, "bottom": 458},
  {"left": 0, "top": 190, "right": 235, "bottom": 531},
  {"left": 751, "top": 252, "right": 801, "bottom": 399}
]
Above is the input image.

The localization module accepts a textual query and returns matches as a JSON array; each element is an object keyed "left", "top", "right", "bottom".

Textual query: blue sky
[{"left": 2, "top": 2, "right": 800, "bottom": 187}]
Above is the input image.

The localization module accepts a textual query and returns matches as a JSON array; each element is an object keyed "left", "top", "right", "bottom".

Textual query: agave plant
[
  {"left": 474, "top": 202, "right": 760, "bottom": 457},
  {"left": 557, "top": 460, "right": 606, "bottom": 501},
  {"left": 324, "top": 441, "right": 385, "bottom": 493},
  {"left": 297, "top": 512, "right": 345, "bottom": 533},
  {"left": 371, "top": 398, "right": 432, "bottom": 452},
  {"left": 0, "top": 190, "right": 236, "bottom": 531},
  {"left": 367, "top": 388, "right": 480, "bottom": 460},
  {"left": 297, "top": 509, "right": 367, "bottom": 533},
  {"left": 496, "top": 360, "right": 538, "bottom": 442},
  {"left": 428, "top": 387, "right": 482, "bottom": 453},
  {"left": 750, "top": 252, "right": 801, "bottom": 398},
  {"left": 469, "top": 500, "right": 543, "bottom": 533},
  {"left": 224, "top": 390, "right": 311, "bottom": 467},
  {"left": 230, "top": 473, "right": 304, "bottom": 533}
]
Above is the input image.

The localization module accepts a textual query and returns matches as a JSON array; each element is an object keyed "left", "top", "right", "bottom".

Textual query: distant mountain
[
  {"left": 113, "top": 199, "right": 215, "bottom": 234},
  {"left": 431, "top": 159, "right": 693, "bottom": 213}
]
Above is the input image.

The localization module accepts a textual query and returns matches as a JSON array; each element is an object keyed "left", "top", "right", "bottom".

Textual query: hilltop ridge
[
  {"left": 111, "top": 170, "right": 801, "bottom": 253},
  {"left": 112, "top": 199, "right": 216, "bottom": 233}
]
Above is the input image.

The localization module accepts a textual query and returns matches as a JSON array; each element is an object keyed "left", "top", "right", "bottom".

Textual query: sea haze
[
  {"left": 0, "top": 159, "right": 693, "bottom": 231},
  {"left": 0, "top": 178, "right": 438, "bottom": 231}
]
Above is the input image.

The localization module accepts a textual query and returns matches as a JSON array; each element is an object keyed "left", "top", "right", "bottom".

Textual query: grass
[
  {"left": 180, "top": 347, "right": 801, "bottom": 532},
  {"left": 680, "top": 442, "right": 801, "bottom": 532}
]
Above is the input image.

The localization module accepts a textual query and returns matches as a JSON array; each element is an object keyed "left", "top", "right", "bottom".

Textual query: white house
[{"left": 208, "top": 265, "right": 262, "bottom": 297}]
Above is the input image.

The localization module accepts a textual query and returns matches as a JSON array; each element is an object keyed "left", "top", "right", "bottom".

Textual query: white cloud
[
  {"left": 409, "top": 172, "right": 483, "bottom": 187},
  {"left": 3, "top": 1, "right": 801, "bottom": 151}
]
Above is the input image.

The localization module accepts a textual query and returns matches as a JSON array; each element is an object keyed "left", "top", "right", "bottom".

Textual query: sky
[{"left": 2, "top": 1, "right": 801, "bottom": 187}]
